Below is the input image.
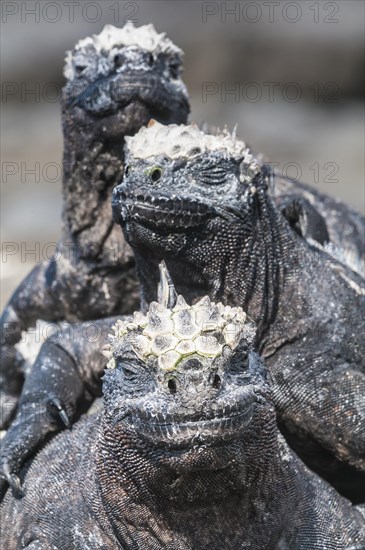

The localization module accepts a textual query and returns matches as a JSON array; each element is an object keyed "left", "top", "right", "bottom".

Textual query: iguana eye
[
  {"left": 123, "top": 367, "right": 135, "bottom": 378},
  {"left": 118, "top": 361, "right": 139, "bottom": 380},
  {"left": 196, "top": 166, "right": 228, "bottom": 185}
]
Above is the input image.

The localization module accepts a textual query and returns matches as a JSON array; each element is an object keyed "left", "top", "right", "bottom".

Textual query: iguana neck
[
  {"left": 135, "top": 190, "right": 295, "bottom": 340},
  {"left": 60, "top": 102, "right": 125, "bottom": 261}
]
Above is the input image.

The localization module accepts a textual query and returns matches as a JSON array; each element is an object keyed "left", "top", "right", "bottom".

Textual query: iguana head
[
  {"left": 102, "top": 263, "right": 272, "bottom": 453},
  {"left": 63, "top": 23, "right": 189, "bottom": 138},
  {"left": 112, "top": 122, "right": 266, "bottom": 302}
]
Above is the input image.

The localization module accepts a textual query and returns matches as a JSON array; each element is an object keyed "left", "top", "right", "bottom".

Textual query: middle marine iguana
[
  {"left": 112, "top": 122, "right": 365, "bottom": 501},
  {"left": 1, "top": 266, "right": 364, "bottom": 549}
]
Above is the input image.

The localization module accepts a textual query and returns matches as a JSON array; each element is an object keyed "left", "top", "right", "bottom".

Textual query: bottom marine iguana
[{"left": 1, "top": 267, "right": 364, "bottom": 549}]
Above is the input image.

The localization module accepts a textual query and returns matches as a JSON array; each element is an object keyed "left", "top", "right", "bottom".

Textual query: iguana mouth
[
  {"left": 115, "top": 193, "right": 215, "bottom": 231},
  {"left": 73, "top": 72, "right": 189, "bottom": 121},
  {"left": 121, "top": 403, "right": 255, "bottom": 449}
]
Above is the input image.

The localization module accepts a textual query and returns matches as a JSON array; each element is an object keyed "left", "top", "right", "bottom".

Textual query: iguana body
[
  {"left": 2, "top": 272, "right": 364, "bottom": 549},
  {"left": 272, "top": 174, "right": 364, "bottom": 276}
]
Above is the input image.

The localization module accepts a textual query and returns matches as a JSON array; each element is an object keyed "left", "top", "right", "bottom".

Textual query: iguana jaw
[
  {"left": 104, "top": 350, "right": 270, "bottom": 451},
  {"left": 114, "top": 191, "right": 216, "bottom": 232},
  {"left": 119, "top": 398, "right": 256, "bottom": 449}
]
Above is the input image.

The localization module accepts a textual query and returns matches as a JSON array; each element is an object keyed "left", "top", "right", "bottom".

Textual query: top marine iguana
[
  {"left": 0, "top": 22, "right": 190, "bottom": 426},
  {"left": 1, "top": 267, "right": 364, "bottom": 550}
]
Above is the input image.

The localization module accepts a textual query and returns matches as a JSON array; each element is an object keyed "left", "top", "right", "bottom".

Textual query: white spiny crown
[
  {"left": 64, "top": 21, "right": 182, "bottom": 79},
  {"left": 105, "top": 296, "right": 252, "bottom": 373},
  {"left": 125, "top": 122, "right": 262, "bottom": 181}
]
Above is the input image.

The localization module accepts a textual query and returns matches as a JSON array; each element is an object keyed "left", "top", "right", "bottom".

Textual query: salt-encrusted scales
[
  {"left": 172, "top": 309, "right": 201, "bottom": 340},
  {"left": 107, "top": 267, "right": 251, "bottom": 372},
  {"left": 64, "top": 21, "right": 183, "bottom": 80},
  {"left": 125, "top": 122, "right": 261, "bottom": 182},
  {"left": 150, "top": 334, "right": 179, "bottom": 356}
]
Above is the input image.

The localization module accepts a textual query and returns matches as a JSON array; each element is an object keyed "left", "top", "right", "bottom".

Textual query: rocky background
[{"left": 1, "top": 0, "right": 364, "bottom": 308}]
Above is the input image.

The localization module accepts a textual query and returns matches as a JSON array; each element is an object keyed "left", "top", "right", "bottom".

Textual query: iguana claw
[
  {"left": 46, "top": 397, "right": 71, "bottom": 429},
  {"left": 0, "top": 462, "right": 23, "bottom": 496}
]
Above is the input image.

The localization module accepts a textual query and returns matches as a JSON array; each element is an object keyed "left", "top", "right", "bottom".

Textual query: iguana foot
[
  {"left": 0, "top": 462, "right": 22, "bottom": 496},
  {"left": 0, "top": 395, "right": 72, "bottom": 496}
]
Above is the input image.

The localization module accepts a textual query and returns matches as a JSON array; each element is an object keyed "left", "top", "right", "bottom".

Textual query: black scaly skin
[
  {"left": 1, "top": 281, "right": 364, "bottom": 549},
  {"left": 0, "top": 24, "right": 189, "bottom": 492},
  {"left": 110, "top": 126, "right": 365, "bottom": 502}
]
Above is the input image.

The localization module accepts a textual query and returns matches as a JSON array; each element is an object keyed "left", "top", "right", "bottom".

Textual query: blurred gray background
[{"left": 1, "top": 0, "right": 364, "bottom": 308}]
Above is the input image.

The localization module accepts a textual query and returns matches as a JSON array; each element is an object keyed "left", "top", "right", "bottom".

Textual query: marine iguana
[
  {"left": 110, "top": 122, "right": 365, "bottom": 501},
  {"left": 0, "top": 22, "right": 189, "bottom": 427},
  {"left": 1, "top": 268, "right": 364, "bottom": 549}
]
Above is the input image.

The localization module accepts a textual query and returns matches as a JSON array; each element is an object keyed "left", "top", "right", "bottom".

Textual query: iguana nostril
[
  {"left": 167, "top": 379, "right": 177, "bottom": 394},
  {"left": 212, "top": 374, "right": 221, "bottom": 389},
  {"left": 75, "top": 65, "right": 86, "bottom": 74},
  {"left": 147, "top": 53, "right": 154, "bottom": 66},
  {"left": 169, "top": 62, "right": 180, "bottom": 79},
  {"left": 114, "top": 53, "right": 123, "bottom": 68}
]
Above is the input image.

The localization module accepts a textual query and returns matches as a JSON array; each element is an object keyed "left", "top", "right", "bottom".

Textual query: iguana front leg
[
  {"left": 0, "top": 316, "right": 120, "bottom": 494},
  {"left": 0, "top": 261, "right": 64, "bottom": 428},
  {"left": 268, "top": 343, "right": 365, "bottom": 503}
]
